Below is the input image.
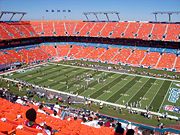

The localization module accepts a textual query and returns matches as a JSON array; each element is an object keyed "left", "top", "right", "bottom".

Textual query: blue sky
[{"left": 0, "top": 0, "right": 180, "bottom": 22}]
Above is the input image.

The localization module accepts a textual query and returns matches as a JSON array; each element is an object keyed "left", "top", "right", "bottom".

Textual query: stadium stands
[
  {"left": 0, "top": 20, "right": 179, "bottom": 72},
  {"left": 0, "top": 98, "right": 116, "bottom": 135},
  {"left": 0, "top": 44, "right": 179, "bottom": 71},
  {"left": 0, "top": 21, "right": 179, "bottom": 42}
]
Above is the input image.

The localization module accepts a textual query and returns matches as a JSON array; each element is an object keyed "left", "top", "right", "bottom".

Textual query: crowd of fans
[{"left": 0, "top": 86, "right": 141, "bottom": 135}]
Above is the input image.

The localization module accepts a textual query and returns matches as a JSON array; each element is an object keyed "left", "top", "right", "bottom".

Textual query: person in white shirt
[
  {"left": 37, "top": 104, "right": 46, "bottom": 114},
  {"left": 53, "top": 102, "right": 60, "bottom": 113},
  {"left": 16, "top": 96, "right": 25, "bottom": 105},
  {"left": 50, "top": 110, "right": 60, "bottom": 119}
]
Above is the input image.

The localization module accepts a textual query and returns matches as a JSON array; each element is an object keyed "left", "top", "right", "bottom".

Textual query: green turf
[{"left": 4, "top": 62, "right": 180, "bottom": 117}]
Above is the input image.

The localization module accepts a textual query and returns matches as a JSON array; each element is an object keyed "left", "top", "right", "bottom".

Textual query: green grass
[{"left": 3, "top": 62, "right": 180, "bottom": 119}]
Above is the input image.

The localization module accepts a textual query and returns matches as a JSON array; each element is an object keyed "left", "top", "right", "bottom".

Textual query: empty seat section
[
  {"left": 6, "top": 50, "right": 22, "bottom": 63},
  {"left": 73, "top": 22, "right": 86, "bottom": 36},
  {"left": 68, "top": 45, "right": 82, "bottom": 57},
  {"left": 74, "top": 46, "right": 94, "bottom": 59},
  {"left": 151, "top": 24, "right": 167, "bottom": 40},
  {"left": 0, "top": 23, "right": 13, "bottom": 40},
  {"left": 57, "top": 45, "right": 70, "bottom": 57},
  {"left": 111, "top": 48, "right": 132, "bottom": 64},
  {"left": 126, "top": 50, "right": 146, "bottom": 66},
  {"left": 11, "top": 22, "right": 32, "bottom": 38},
  {"left": 2, "top": 23, "right": 22, "bottom": 39},
  {"left": 165, "top": 24, "right": 180, "bottom": 41},
  {"left": 136, "top": 23, "right": 153, "bottom": 40},
  {"left": 111, "top": 22, "right": 128, "bottom": 38},
  {"left": 89, "top": 22, "right": 106, "bottom": 37},
  {"left": 42, "top": 21, "right": 54, "bottom": 36},
  {"left": 123, "top": 22, "right": 141, "bottom": 39},
  {"left": 79, "top": 22, "right": 95, "bottom": 36},
  {"left": 64, "top": 21, "right": 77, "bottom": 36},
  {"left": 40, "top": 45, "right": 57, "bottom": 57},
  {"left": 99, "top": 48, "right": 119, "bottom": 62},
  {"left": 30, "top": 21, "right": 43, "bottom": 35},
  {"left": 156, "top": 53, "right": 176, "bottom": 69},
  {"left": 175, "top": 56, "right": 180, "bottom": 72},
  {"left": 86, "top": 47, "right": 106, "bottom": 60},
  {"left": 18, "top": 47, "right": 49, "bottom": 64},
  {"left": 22, "top": 21, "right": 38, "bottom": 37},
  {"left": 54, "top": 21, "right": 66, "bottom": 36},
  {"left": 141, "top": 52, "right": 160, "bottom": 68},
  {"left": 100, "top": 22, "right": 117, "bottom": 37}
]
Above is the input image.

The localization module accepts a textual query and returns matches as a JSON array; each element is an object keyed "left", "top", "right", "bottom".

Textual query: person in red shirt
[
  {"left": 25, "top": 108, "right": 43, "bottom": 129},
  {"left": 25, "top": 108, "right": 56, "bottom": 135}
]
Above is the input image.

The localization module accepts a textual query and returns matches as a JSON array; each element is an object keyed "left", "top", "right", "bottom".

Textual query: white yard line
[
  {"left": 125, "top": 78, "right": 150, "bottom": 104},
  {"left": 147, "top": 80, "right": 166, "bottom": 109},
  {"left": 139, "top": 80, "right": 162, "bottom": 108},
  {"left": 158, "top": 82, "right": 173, "bottom": 113}
]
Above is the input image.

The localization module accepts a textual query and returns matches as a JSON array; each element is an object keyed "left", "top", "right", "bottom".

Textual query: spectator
[
  {"left": 16, "top": 96, "right": 25, "bottom": 105},
  {"left": 126, "top": 129, "right": 135, "bottom": 135},
  {"left": 114, "top": 122, "right": 124, "bottom": 135},
  {"left": 25, "top": 108, "right": 54, "bottom": 135},
  {"left": 51, "top": 110, "right": 60, "bottom": 119},
  {"left": 37, "top": 104, "right": 46, "bottom": 114},
  {"left": 53, "top": 102, "right": 60, "bottom": 113},
  {"left": 25, "top": 108, "right": 43, "bottom": 129},
  {"left": 104, "top": 119, "right": 111, "bottom": 127}
]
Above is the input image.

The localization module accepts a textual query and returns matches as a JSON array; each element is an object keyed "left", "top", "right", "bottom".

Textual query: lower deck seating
[
  {"left": 126, "top": 50, "right": 146, "bottom": 66},
  {"left": 156, "top": 53, "right": 176, "bottom": 69},
  {"left": 141, "top": 52, "right": 160, "bottom": 68},
  {"left": 0, "top": 45, "right": 179, "bottom": 72},
  {"left": 0, "top": 98, "right": 115, "bottom": 135}
]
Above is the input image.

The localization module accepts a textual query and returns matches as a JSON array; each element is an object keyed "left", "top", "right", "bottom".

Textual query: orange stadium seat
[
  {"left": 73, "top": 22, "right": 86, "bottom": 36},
  {"left": 99, "top": 48, "right": 119, "bottom": 62},
  {"left": 123, "top": 22, "right": 141, "bottom": 39},
  {"left": 111, "top": 22, "right": 129, "bottom": 38},
  {"left": 40, "top": 45, "right": 57, "bottom": 57},
  {"left": 111, "top": 48, "right": 132, "bottom": 64},
  {"left": 126, "top": 50, "right": 146, "bottom": 66},
  {"left": 156, "top": 53, "right": 176, "bottom": 69},
  {"left": 165, "top": 24, "right": 180, "bottom": 41},
  {"left": 30, "top": 21, "right": 43, "bottom": 35},
  {"left": 79, "top": 22, "right": 95, "bottom": 36},
  {"left": 0, "top": 21, "right": 180, "bottom": 42},
  {"left": 68, "top": 45, "right": 83, "bottom": 58},
  {"left": 151, "top": 23, "right": 167, "bottom": 41},
  {"left": 136, "top": 23, "right": 153, "bottom": 40},
  {"left": 0, "top": 24, "right": 12, "bottom": 40},
  {"left": 57, "top": 45, "right": 71, "bottom": 57},
  {"left": 175, "top": 56, "right": 180, "bottom": 72},
  {"left": 54, "top": 21, "right": 66, "bottom": 36},
  {"left": 86, "top": 47, "right": 106, "bottom": 60},
  {"left": 74, "top": 46, "right": 95, "bottom": 59},
  {"left": 100, "top": 22, "right": 117, "bottom": 37},
  {"left": 0, "top": 98, "right": 116, "bottom": 135},
  {"left": 89, "top": 22, "right": 106, "bottom": 37},
  {"left": 42, "top": 21, "right": 54, "bottom": 36},
  {"left": 64, "top": 21, "right": 77, "bottom": 36},
  {"left": 141, "top": 52, "right": 160, "bottom": 68}
]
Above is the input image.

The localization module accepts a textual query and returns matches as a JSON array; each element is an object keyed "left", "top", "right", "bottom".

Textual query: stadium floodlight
[
  {"left": 83, "top": 11, "right": 120, "bottom": 22},
  {"left": 152, "top": 11, "right": 180, "bottom": 22},
  {"left": 0, "top": 11, "right": 27, "bottom": 21}
]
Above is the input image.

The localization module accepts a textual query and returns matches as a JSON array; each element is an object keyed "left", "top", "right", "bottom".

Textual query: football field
[{"left": 6, "top": 63, "right": 180, "bottom": 116}]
